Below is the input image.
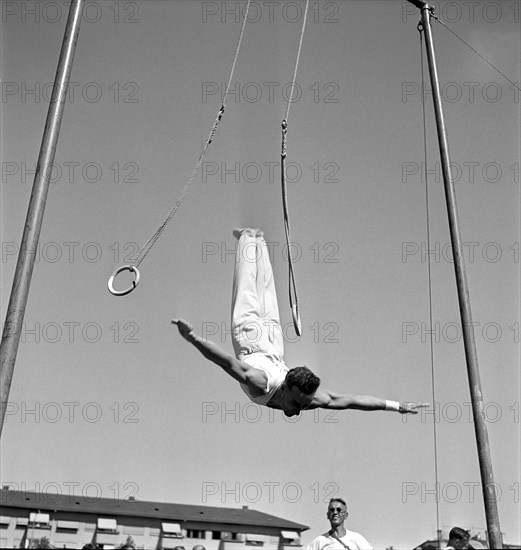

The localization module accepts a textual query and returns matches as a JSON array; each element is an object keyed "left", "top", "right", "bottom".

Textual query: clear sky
[{"left": 1, "top": 1, "right": 519, "bottom": 548}]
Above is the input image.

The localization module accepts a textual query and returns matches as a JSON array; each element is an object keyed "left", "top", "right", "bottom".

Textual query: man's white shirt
[{"left": 307, "top": 531, "right": 373, "bottom": 550}]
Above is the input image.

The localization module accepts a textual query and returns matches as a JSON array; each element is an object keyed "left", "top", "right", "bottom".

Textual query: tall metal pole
[
  {"left": 407, "top": 2, "right": 503, "bottom": 547},
  {"left": 0, "top": 0, "right": 85, "bottom": 439}
]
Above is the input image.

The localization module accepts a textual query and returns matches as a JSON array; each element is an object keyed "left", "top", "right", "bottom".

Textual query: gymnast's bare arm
[
  {"left": 306, "top": 390, "right": 428, "bottom": 414},
  {"left": 173, "top": 318, "right": 267, "bottom": 394}
]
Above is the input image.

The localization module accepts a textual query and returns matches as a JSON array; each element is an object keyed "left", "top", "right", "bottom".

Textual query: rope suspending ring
[
  {"left": 108, "top": 265, "right": 140, "bottom": 296},
  {"left": 281, "top": 118, "right": 301, "bottom": 338},
  {"left": 279, "top": 0, "right": 308, "bottom": 336},
  {"left": 107, "top": 0, "right": 252, "bottom": 296}
]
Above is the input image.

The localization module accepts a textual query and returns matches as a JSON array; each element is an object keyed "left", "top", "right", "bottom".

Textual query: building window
[
  {"left": 0, "top": 516, "right": 10, "bottom": 528},
  {"left": 186, "top": 529, "right": 205, "bottom": 539},
  {"left": 221, "top": 532, "right": 243, "bottom": 542},
  {"left": 29, "top": 513, "right": 51, "bottom": 528},
  {"left": 212, "top": 531, "right": 221, "bottom": 540},
  {"left": 281, "top": 531, "right": 300, "bottom": 546},
  {"left": 96, "top": 518, "right": 120, "bottom": 548},
  {"left": 56, "top": 520, "right": 79, "bottom": 533},
  {"left": 162, "top": 523, "right": 184, "bottom": 539},
  {"left": 97, "top": 518, "right": 118, "bottom": 533},
  {"left": 245, "top": 534, "right": 266, "bottom": 546}
]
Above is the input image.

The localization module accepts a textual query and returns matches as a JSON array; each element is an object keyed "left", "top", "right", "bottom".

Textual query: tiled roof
[{"left": 0, "top": 489, "right": 307, "bottom": 532}]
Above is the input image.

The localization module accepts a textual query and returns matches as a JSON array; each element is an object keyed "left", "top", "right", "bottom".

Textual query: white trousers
[{"left": 231, "top": 231, "right": 285, "bottom": 361}]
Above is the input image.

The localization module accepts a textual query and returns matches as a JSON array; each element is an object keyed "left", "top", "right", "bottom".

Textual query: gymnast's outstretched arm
[
  {"left": 307, "top": 389, "right": 429, "bottom": 415},
  {"left": 173, "top": 318, "right": 267, "bottom": 391}
]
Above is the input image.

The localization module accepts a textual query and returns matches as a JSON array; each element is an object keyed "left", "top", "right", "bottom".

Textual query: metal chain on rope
[
  {"left": 280, "top": 0, "right": 309, "bottom": 336},
  {"left": 108, "top": 0, "right": 252, "bottom": 296}
]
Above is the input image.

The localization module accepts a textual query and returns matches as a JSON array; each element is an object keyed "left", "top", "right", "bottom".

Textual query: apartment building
[{"left": 0, "top": 488, "right": 307, "bottom": 549}]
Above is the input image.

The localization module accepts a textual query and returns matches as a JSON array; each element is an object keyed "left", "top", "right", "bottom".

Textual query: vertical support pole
[
  {"left": 0, "top": 0, "right": 85, "bottom": 438},
  {"left": 409, "top": 2, "right": 503, "bottom": 547}
]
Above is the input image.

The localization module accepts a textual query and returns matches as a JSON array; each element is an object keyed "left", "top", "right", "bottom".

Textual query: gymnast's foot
[{"left": 233, "top": 228, "right": 260, "bottom": 239}]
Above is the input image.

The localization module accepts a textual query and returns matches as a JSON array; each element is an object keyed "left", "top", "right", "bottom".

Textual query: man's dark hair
[
  {"left": 285, "top": 366, "right": 320, "bottom": 395},
  {"left": 449, "top": 527, "right": 470, "bottom": 541}
]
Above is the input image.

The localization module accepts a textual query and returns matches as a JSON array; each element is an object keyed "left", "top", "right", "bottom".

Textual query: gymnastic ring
[
  {"left": 292, "top": 304, "right": 302, "bottom": 337},
  {"left": 108, "top": 265, "right": 140, "bottom": 296}
]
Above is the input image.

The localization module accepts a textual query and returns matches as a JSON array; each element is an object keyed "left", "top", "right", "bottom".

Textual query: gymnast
[{"left": 173, "top": 228, "right": 428, "bottom": 418}]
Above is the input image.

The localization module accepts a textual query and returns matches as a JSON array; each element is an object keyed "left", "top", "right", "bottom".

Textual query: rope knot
[
  {"left": 281, "top": 119, "right": 288, "bottom": 158},
  {"left": 281, "top": 120, "right": 287, "bottom": 158}
]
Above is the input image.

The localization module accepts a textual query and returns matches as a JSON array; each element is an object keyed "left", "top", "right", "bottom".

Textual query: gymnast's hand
[
  {"left": 172, "top": 318, "right": 195, "bottom": 341},
  {"left": 399, "top": 402, "right": 430, "bottom": 415}
]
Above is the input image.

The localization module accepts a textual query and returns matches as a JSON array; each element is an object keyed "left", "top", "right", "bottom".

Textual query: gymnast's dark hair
[{"left": 285, "top": 366, "right": 320, "bottom": 395}]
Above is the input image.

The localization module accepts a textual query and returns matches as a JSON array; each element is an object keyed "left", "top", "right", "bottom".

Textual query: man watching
[{"left": 307, "top": 497, "right": 372, "bottom": 550}]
